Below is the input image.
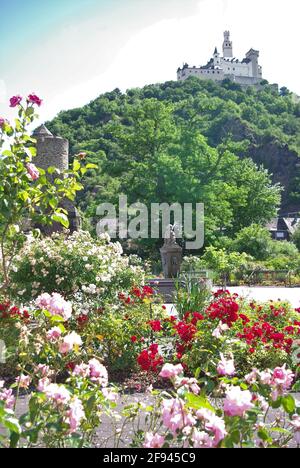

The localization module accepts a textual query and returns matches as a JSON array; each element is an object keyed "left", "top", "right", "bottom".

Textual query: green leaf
[
  {"left": 50, "top": 315, "right": 66, "bottom": 323},
  {"left": 258, "top": 427, "right": 269, "bottom": 441},
  {"left": 4, "top": 417, "right": 21, "bottom": 434},
  {"left": 51, "top": 212, "right": 69, "bottom": 228},
  {"left": 282, "top": 395, "right": 296, "bottom": 414},
  {"left": 73, "top": 160, "right": 81, "bottom": 171},
  {"left": 186, "top": 393, "right": 215, "bottom": 412}
]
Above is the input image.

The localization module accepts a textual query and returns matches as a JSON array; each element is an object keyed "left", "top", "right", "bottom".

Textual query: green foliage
[
  {"left": 45, "top": 79, "right": 292, "bottom": 256},
  {"left": 292, "top": 225, "right": 300, "bottom": 251},
  {"left": 0, "top": 101, "right": 86, "bottom": 292},
  {"left": 230, "top": 224, "right": 273, "bottom": 260}
]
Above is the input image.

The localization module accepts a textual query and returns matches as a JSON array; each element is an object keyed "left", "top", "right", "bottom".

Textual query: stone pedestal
[{"left": 160, "top": 243, "right": 182, "bottom": 278}]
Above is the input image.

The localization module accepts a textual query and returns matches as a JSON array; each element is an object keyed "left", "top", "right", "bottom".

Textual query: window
[{"left": 276, "top": 232, "right": 285, "bottom": 239}]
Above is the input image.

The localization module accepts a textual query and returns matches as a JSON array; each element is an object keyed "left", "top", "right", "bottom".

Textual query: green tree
[{"left": 230, "top": 224, "right": 273, "bottom": 260}]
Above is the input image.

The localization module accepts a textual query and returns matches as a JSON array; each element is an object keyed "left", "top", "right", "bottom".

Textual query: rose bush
[
  {"left": 9, "top": 230, "right": 145, "bottom": 302},
  {"left": 136, "top": 289, "right": 300, "bottom": 379},
  {"left": 1, "top": 358, "right": 299, "bottom": 448},
  {"left": 0, "top": 94, "right": 94, "bottom": 294}
]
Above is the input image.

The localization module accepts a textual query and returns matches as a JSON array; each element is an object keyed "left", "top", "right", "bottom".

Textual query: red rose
[
  {"left": 149, "top": 320, "right": 162, "bottom": 332},
  {"left": 131, "top": 336, "right": 138, "bottom": 343}
]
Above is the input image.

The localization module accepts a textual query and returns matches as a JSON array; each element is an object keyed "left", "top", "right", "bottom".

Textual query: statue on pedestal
[{"left": 160, "top": 225, "right": 183, "bottom": 278}]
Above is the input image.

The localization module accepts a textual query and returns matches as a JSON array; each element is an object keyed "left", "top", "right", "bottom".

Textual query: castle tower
[
  {"left": 246, "top": 49, "right": 260, "bottom": 78},
  {"left": 213, "top": 47, "right": 220, "bottom": 67},
  {"left": 223, "top": 31, "right": 233, "bottom": 58},
  {"left": 32, "top": 124, "right": 81, "bottom": 234},
  {"left": 33, "top": 124, "right": 69, "bottom": 173}
]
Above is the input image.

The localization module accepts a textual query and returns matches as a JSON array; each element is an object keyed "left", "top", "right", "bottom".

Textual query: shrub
[{"left": 9, "top": 231, "right": 144, "bottom": 302}]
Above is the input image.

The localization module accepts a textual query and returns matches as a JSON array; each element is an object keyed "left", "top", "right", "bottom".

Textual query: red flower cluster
[
  {"left": 131, "top": 285, "right": 155, "bottom": 299},
  {"left": 237, "top": 319, "right": 299, "bottom": 354},
  {"left": 0, "top": 302, "right": 30, "bottom": 320},
  {"left": 119, "top": 285, "right": 155, "bottom": 306},
  {"left": 148, "top": 320, "right": 162, "bottom": 332},
  {"left": 207, "top": 294, "right": 239, "bottom": 327},
  {"left": 137, "top": 344, "right": 163, "bottom": 372},
  {"left": 77, "top": 314, "right": 89, "bottom": 326}
]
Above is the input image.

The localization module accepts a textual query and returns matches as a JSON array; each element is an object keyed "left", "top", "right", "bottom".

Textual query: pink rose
[
  {"left": 46, "top": 327, "right": 62, "bottom": 342},
  {"left": 0, "top": 118, "right": 5, "bottom": 128},
  {"left": 0, "top": 387, "right": 15, "bottom": 410},
  {"left": 88, "top": 359, "right": 108, "bottom": 387},
  {"left": 16, "top": 374, "right": 31, "bottom": 389},
  {"left": 143, "top": 432, "right": 165, "bottom": 448},
  {"left": 36, "top": 293, "right": 72, "bottom": 320},
  {"left": 36, "top": 293, "right": 51, "bottom": 309},
  {"left": 28, "top": 93, "right": 42, "bottom": 107},
  {"left": 37, "top": 377, "right": 51, "bottom": 392},
  {"left": 192, "top": 429, "right": 214, "bottom": 448},
  {"left": 217, "top": 354, "right": 235, "bottom": 377},
  {"left": 48, "top": 293, "right": 72, "bottom": 320},
  {"left": 72, "top": 363, "right": 89, "bottom": 378},
  {"left": 159, "top": 363, "right": 184, "bottom": 379},
  {"left": 36, "top": 364, "right": 52, "bottom": 377},
  {"left": 59, "top": 332, "right": 82, "bottom": 354},
  {"left": 44, "top": 383, "right": 71, "bottom": 405},
  {"left": 290, "top": 415, "right": 300, "bottom": 445},
  {"left": 224, "top": 386, "right": 254, "bottom": 418},
  {"left": 162, "top": 398, "right": 196, "bottom": 435},
  {"left": 26, "top": 163, "right": 40, "bottom": 181},
  {"left": 65, "top": 398, "right": 85, "bottom": 433},
  {"left": 271, "top": 365, "right": 294, "bottom": 390},
  {"left": 9, "top": 95, "right": 22, "bottom": 108}
]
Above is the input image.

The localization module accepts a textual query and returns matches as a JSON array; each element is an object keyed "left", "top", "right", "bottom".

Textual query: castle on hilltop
[{"left": 177, "top": 31, "right": 263, "bottom": 87}]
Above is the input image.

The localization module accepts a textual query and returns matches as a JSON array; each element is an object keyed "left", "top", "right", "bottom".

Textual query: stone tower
[
  {"left": 33, "top": 124, "right": 69, "bottom": 173},
  {"left": 223, "top": 30, "right": 233, "bottom": 58},
  {"left": 32, "top": 124, "right": 81, "bottom": 234},
  {"left": 246, "top": 49, "right": 260, "bottom": 78}
]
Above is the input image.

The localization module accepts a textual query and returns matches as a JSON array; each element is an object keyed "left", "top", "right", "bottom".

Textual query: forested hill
[{"left": 46, "top": 77, "right": 300, "bottom": 248}]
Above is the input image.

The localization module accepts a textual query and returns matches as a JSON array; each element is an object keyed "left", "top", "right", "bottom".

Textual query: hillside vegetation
[{"left": 46, "top": 77, "right": 300, "bottom": 254}]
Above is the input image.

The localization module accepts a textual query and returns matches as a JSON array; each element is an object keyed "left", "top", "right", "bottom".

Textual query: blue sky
[{"left": 1, "top": 0, "right": 300, "bottom": 123}]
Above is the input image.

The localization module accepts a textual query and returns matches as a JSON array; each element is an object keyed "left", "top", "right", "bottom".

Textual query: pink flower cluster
[
  {"left": 73, "top": 359, "right": 108, "bottom": 387},
  {"left": 0, "top": 381, "right": 15, "bottom": 410},
  {"left": 245, "top": 364, "right": 294, "bottom": 401},
  {"left": 46, "top": 326, "right": 62, "bottom": 343},
  {"left": 143, "top": 432, "right": 165, "bottom": 448},
  {"left": 195, "top": 408, "right": 227, "bottom": 448},
  {"left": 36, "top": 293, "right": 72, "bottom": 320},
  {"left": 26, "top": 163, "right": 40, "bottom": 181},
  {"left": 59, "top": 331, "right": 82, "bottom": 354},
  {"left": 16, "top": 374, "right": 31, "bottom": 389},
  {"left": 159, "top": 363, "right": 184, "bottom": 379},
  {"left": 9, "top": 93, "right": 42, "bottom": 108},
  {"left": 223, "top": 386, "right": 254, "bottom": 417},
  {"left": 162, "top": 398, "right": 196, "bottom": 435},
  {"left": 65, "top": 397, "right": 85, "bottom": 434},
  {"left": 217, "top": 354, "right": 235, "bottom": 377}
]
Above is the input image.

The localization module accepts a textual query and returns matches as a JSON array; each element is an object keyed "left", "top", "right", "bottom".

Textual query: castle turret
[
  {"left": 32, "top": 124, "right": 81, "bottom": 234},
  {"left": 223, "top": 30, "right": 233, "bottom": 58},
  {"left": 213, "top": 47, "right": 220, "bottom": 67},
  {"left": 33, "top": 124, "right": 69, "bottom": 173},
  {"left": 246, "top": 48, "right": 260, "bottom": 78}
]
